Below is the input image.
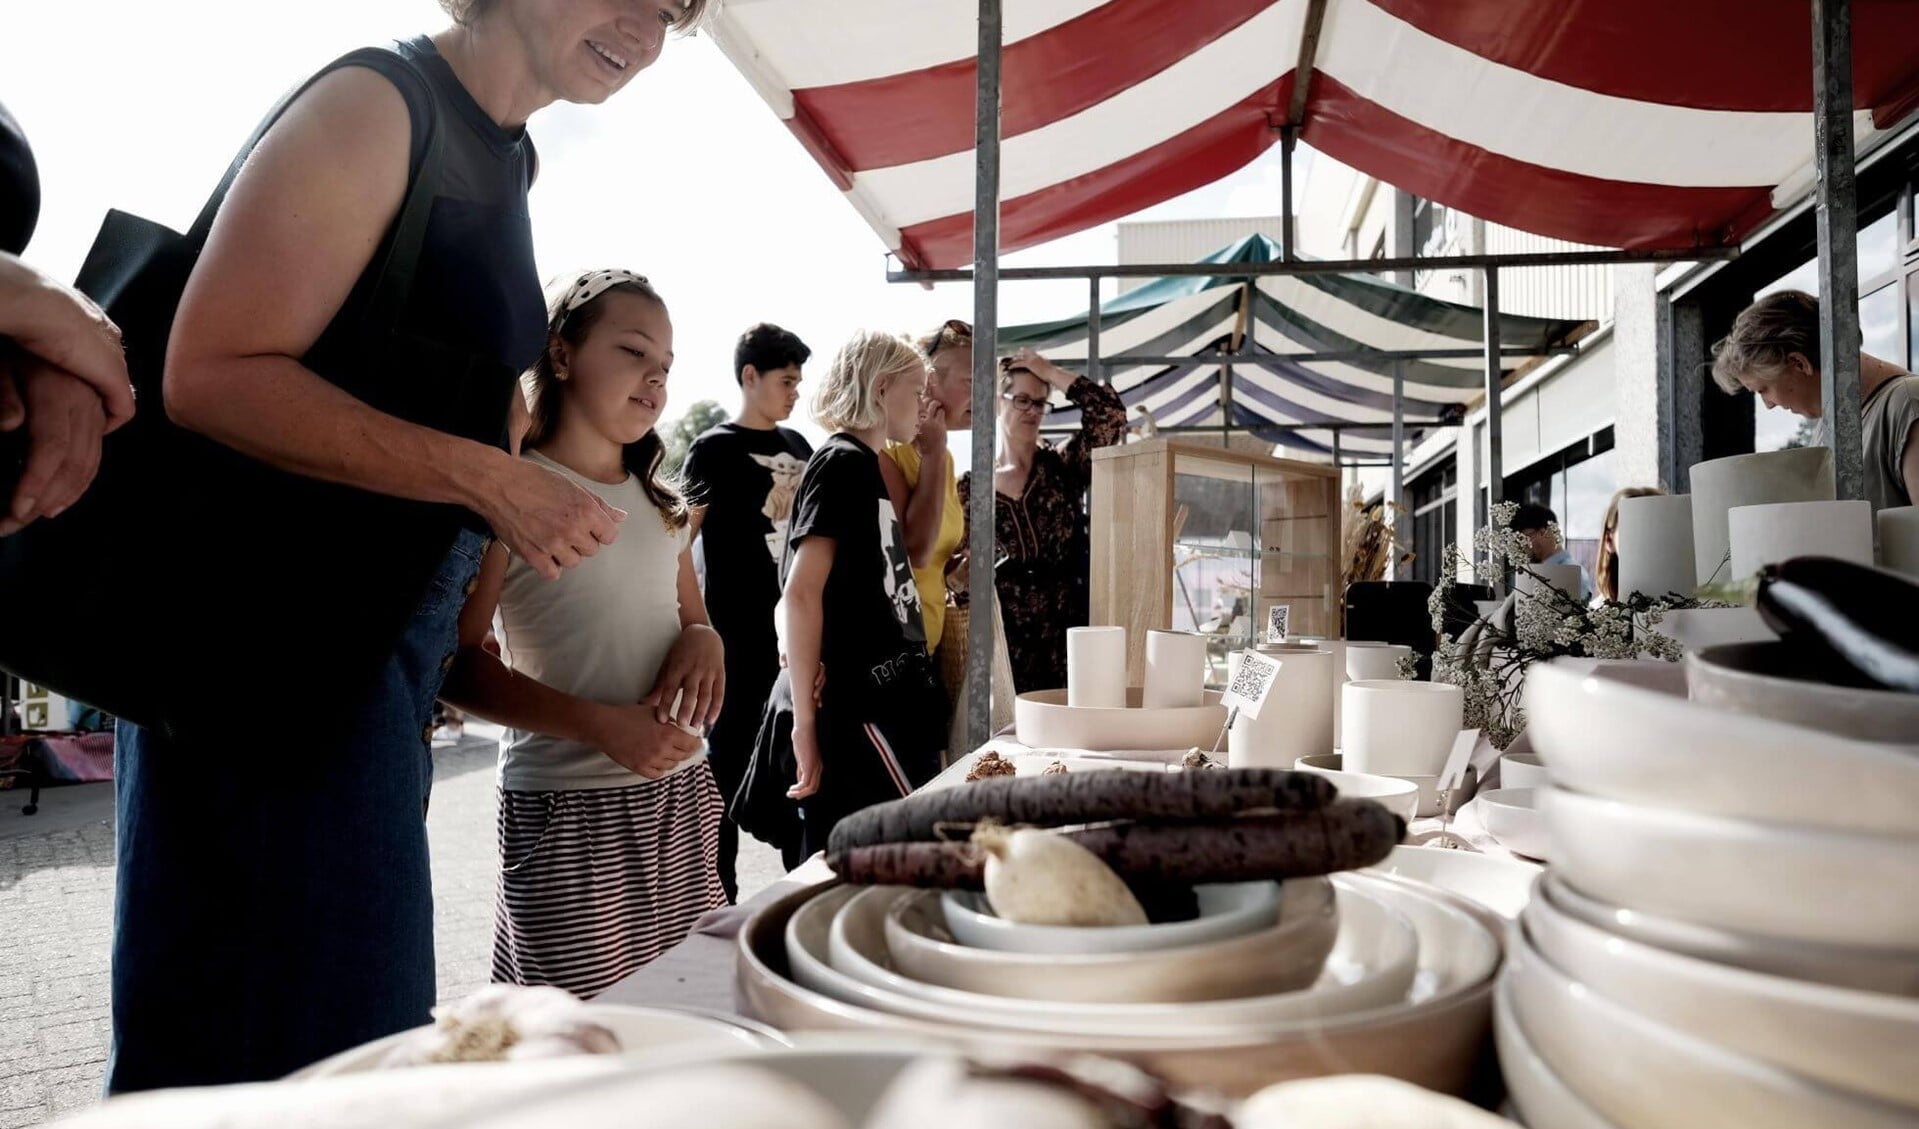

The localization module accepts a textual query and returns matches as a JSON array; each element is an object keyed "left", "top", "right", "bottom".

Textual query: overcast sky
[{"left": 4, "top": 0, "right": 1306, "bottom": 446}]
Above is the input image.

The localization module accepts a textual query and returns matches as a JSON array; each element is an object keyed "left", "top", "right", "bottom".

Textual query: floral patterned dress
[{"left": 959, "top": 377, "right": 1129, "bottom": 693}]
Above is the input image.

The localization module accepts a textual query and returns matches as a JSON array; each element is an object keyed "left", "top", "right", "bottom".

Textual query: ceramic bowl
[
  {"left": 1474, "top": 788, "right": 1549, "bottom": 860},
  {"left": 1296, "top": 754, "right": 1477, "bottom": 817},
  {"left": 1365, "top": 844, "right": 1541, "bottom": 921},
  {"left": 884, "top": 879, "right": 1337, "bottom": 1003},
  {"left": 1498, "top": 753, "right": 1549, "bottom": 791},
  {"left": 1542, "top": 874, "right": 1919, "bottom": 1000},
  {"left": 1545, "top": 786, "right": 1919, "bottom": 948},
  {"left": 826, "top": 883, "right": 1419, "bottom": 1036},
  {"left": 1527, "top": 884, "right": 1919, "bottom": 1108},
  {"left": 1687, "top": 641, "right": 1919, "bottom": 743},
  {"left": 1506, "top": 919, "right": 1917, "bottom": 1129},
  {"left": 1493, "top": 978, "right": 1622, "bottom": 1129},
  {"left": 1524, "top": 661, "right": 1919, "bottom": 834},
  {"left": 1012, "top": 688, "right": 1228, "bottom": 752},
  {"left": 740, "top": 878, "right": 1499, "bottom": 1099},
  {"left": 1635, "top": 605, "right": 1774, "bottom": 652},
  {"left": 939, "top": 880, "right": 1280, "bottom": 955},
  {"left": 1289, "top": 764, "right": 1420, "bottom": 823}
]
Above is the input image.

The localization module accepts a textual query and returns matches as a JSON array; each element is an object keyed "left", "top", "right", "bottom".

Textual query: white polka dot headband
[{"left": 560, "top": 269, "right": 652, "bottom": 315}]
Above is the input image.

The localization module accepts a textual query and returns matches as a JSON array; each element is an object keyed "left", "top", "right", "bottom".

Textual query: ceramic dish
[
  {"left": 1364, "top": 845, "right": 1540, "bottom": 921},
  {"left": 1295, "top": 754, "right": 1478, "bottom": 817},
  {"left": 1289, "top": 764, "right": 1420, "bottom": 823},
  {"left": 939, "top": 880, "right": 1280, "bottom": 954},
  {"left": 1527, "top": 885, "right": 1919, "bottom": 1108},
  {"left": 741, "top": 878, "right": 1499, "bottom": 1099},
  {"left": 1525, "top": 661, "right": 1919, "bottom": 834},
  {"left": 1545, "top": 786, "right": 1919, "bottom": 948},
  {"left": 1497, "top": 753, "right": 1548, "bottom": 791},
  {"left": 1687, "top": 641, "right": 1919, "bottom": 743},
  {"left": 1012, "top": 688, "right": 1229, "bottom": 752},
  {"left": 1474, "top": 788, "right": 1549, "bottom": 860},
  {"left": 823, "top": 883, "right": 1418, "bottom": 1035},
  {"left": 1507, "top": 920, "right": 1916, "bottom": 1129},
  {"left": 294, "top": 1004, "right": 777, "bottom": 1079},
  {"left": 1635, "top": 605, "right": 1774, "bottom": 652},
  {"left": 884, "top": 878, "right": 1336, "bottom": 1003},
  {"left": 1493, "top": 978, "right": 1622, "bottom": 1129}
]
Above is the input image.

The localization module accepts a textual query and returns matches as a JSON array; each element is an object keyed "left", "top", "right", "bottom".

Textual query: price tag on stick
[
  {"left": 1222, "top": 649, "right": 1284, "bottom": 720},
  {"left": 1439, "top": 729, "right": 1480, "bottom": 794}
]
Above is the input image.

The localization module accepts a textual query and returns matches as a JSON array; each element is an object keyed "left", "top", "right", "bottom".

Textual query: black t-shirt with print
[
  {"left": 683, "top": 422, "right": 813, "bottom": 650},
  {"left": 781, "top": 433, "right": 932, "bottom": 702}
]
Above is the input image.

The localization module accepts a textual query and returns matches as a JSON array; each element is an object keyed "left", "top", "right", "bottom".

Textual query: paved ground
[{"left": 0, "top": 727, "right": 785, "bottom": 1126}]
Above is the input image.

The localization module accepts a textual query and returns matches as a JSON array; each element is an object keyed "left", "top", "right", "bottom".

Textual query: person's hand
[
  {"left": 1, "top": 358, "right": 110, "bottom": 536},
  {"left": 0, "top": 254, "right": 134, "bottom": 432},
  {"left": 592, "top": 702, "right": 704, "bottom": 780},
  {"left": 1007, "top": 346, "right": 1076, "bottom": 392},
  {"left": 913, "top": 396, "right": 948, "bottom": 459},
  {"left": 787, "top": 719, "right": 822, "bottom": 800},
  {"left": 476, "top": 453, "right": 625, "bottom": 580},
  {"left": 649, "top": 624, "right": 725, "bottom": 730}
]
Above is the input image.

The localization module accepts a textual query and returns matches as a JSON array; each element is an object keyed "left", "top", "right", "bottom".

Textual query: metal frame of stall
[{"left": 923, "top": 0, "right": 1866, "bottom": 749}]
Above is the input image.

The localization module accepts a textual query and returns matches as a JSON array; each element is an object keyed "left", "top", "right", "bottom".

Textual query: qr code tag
[
  {"left": 1264, "top": 605, "right": 1291, "bottom": 643},
  {"left": 1222, "top": 649, "right": 1282, "bottom": 719}
]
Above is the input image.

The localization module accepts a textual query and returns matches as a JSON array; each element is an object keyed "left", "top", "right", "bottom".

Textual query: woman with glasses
[{"left": 957, "top": 347, "right": 1127, "bottom": 693}]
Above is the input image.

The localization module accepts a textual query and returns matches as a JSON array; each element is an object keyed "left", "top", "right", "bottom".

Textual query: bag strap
[{"left": 184, "top": 45, "right": 445, "bottom": 335}]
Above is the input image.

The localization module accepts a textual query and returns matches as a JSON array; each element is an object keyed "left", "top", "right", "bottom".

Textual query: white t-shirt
[{"left": 493, "top": 451, "right": 702, "bottom": 791}]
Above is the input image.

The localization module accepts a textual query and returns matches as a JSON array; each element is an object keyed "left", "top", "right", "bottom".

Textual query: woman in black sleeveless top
[{"left": 110, "top": 0, "right": 707, "bottom": 1092}]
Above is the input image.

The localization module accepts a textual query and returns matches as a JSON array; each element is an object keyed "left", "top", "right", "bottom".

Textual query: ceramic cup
[
  {"left": 1066, "top": 626, "right": 1126, "bottom": 708},
  {"left": 1343, "top": 680, "right": 1464, "bottom": 777}
]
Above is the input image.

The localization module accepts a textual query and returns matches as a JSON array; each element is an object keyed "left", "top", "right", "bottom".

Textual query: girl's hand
[
  {"left": 593, "top": 702, "right": 704, "bottom": 779},
  {"left": 913, "top": 397, "right": 948, "bottom": 458},
  {"left": 788, "top": 720, "right": 823, "bottom": 800},
  {"left": 478, "top": 455, "right": 625, "bottom": 580},
  {"left": 651, "top": 623, "right": 725, "bottom": 730},
  {"left": 1, "top": 358, "right": 109, "bottom": 536},
  {"left": 1007, "top": 347, "right": 1076, "bottom": 391}
]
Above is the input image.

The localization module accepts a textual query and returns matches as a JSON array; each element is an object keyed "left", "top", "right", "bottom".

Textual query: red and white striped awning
[{"left": 707, "top": 0, "right": 1919, "bottom": 270}]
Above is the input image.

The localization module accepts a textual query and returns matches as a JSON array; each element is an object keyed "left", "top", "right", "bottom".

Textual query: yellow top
[{"left": 883, "top": 441, "right": 964, "bottom": 650}]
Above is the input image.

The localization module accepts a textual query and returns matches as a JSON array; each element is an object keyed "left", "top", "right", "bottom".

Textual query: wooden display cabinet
[{"left": 1090, "top": 440, "right": 1343, "bottom": 687}]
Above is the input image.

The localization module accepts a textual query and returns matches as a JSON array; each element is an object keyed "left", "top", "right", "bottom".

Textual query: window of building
[
  {"left": 1406, "top": 462, "right": 1456, "bottom": 586},
  {"left": 1506, "top": 428, "right": 1616, "bottom": 579}
]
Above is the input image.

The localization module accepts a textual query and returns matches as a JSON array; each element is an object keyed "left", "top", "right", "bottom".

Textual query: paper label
[
  {"left": 1222, "top": 649, "right": 1283, "bottom": 719},
  {"left": 1265, "top": 604, "right": 1292, "bottom": 644},
  {"left": 1439, "top": 728, "right": 1480, "bottom": 792}
]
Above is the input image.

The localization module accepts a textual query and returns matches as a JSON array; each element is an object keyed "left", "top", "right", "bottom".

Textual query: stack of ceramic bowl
[
  {"left": 741, "top": 865, "right": 1506, "bottom": 1098},
  {"left": 1504, "top": 661, "right": 1919, "bottom": 1128}
]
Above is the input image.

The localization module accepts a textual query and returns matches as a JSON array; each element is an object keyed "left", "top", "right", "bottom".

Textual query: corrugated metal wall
[
  {"left": 1116, "top": 218, "right": 1286, "bottom": 292},
  {"left": 1482, "top": 223, "right": 1615, "bottom": 322}
]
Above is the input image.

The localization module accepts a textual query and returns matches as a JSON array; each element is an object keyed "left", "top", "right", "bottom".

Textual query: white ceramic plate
[
  {"left": 294, "top": 1004, "right": 774, "bottom": 1079},
  {"left": 1524, "top": 660, "right": 1919, "bottom": 834},
  {"left": 824, "top": 883, "right": 1416, "bottom": 1035},
  {"left": 1474, "top": 788, "right": 1549, "bottom": 860},
  {"left": 1526, "top": 884, "right": 1919, "bottom": 1107},
  {"left": 1493, "top": 978, "right": 1621, "bottom": 1129},
  {"left": 939, "top": 881, "right": 1279, "bottom": 954},
  {"left": 1290, "top": 765, "right": 1420, "bottom": 823},
  {"left": 1506, "top": 920, "right": 1916, "bottom": 1129},
  {"left": 1544, "top": 786, "right": 1919, "bottom": 948},
  {"left": 1364, "top": 845, "right": 1541, "bottom": 921},
  {"left": 885, "top": 879, "right": 1336, "bottom": 1003}
]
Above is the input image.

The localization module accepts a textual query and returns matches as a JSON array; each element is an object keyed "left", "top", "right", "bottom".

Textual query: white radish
[{"left": 972, "top": 824, "right": 1147, "bottom": 927}]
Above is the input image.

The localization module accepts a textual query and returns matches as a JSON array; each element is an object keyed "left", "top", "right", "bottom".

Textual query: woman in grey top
[{"left": 1712, "top": 289, "right": 1919, "bottom": 512}]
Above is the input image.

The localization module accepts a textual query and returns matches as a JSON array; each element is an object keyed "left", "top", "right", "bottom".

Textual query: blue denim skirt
[{"left": 107, "top": 529, "right": 488, "bottom": 1092}]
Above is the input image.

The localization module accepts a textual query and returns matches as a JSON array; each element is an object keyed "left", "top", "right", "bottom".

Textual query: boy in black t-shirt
[{"left": 682, "top": 323, "right": 813, "bottom": 901}]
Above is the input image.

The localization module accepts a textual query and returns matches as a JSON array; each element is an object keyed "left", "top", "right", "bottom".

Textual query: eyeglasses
[
  {"left": 1001, "top": 392, "right": 1048, "bottom": 415},
  {"left": 923, "top": 318, "right": 972, "bottom": 360}
]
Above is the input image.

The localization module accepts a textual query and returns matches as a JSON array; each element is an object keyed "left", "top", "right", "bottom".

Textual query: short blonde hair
[
  {"left": 1711, "top": 289, "right": 1824, "bottom": 395},
  {"left": 440, "top": 0, "right": 708, "bottom": 32},
  {"left": 813, "top": 331, "right": 926, "bottom": 433}
]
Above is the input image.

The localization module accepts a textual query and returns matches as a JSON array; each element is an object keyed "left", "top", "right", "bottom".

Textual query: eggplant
[{"left": 1756, "top": 557, "right": 1919, "bottom": 692}]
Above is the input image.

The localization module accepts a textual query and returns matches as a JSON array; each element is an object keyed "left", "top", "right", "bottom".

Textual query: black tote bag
[{"left": 0, "top": 47, "right": 445, "bottom": 738}]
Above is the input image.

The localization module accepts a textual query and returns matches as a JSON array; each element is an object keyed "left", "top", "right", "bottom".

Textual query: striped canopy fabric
[
  {"left": 706, "top": 0, "right": 1919, "bottom": 270},
  {"left": 1004, "top": 235, "right": 1582, "bottom": 458}
]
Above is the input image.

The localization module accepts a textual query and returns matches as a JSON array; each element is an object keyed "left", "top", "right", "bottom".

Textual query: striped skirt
[{"left": 491, "top": 763, "right": 728, "bottom": 998}]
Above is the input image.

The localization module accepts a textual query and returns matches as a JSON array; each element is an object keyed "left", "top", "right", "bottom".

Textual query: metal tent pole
[
  {"left": 1483, "top": 268, "right": 1505, "bottom": 524},
  {"left": 1281, "top": 128, "right": 1297, "bottom": 261},
  {"left": 1813, "top": 0, "right": 1864, "bottom": 501},
  {"left": 1391, "top": 361, "right": 1406, "bottom": 579},
  {"left": 964, "top": 0, "right": 1003, "bottom": 750},
  {"left": 1087, "top": 277, "right": 1103, "bottom": 385}
]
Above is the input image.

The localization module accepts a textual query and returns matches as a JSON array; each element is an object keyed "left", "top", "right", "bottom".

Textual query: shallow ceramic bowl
[
  {"left": 939, "top": 881, "right": 1279, "bottom": 954},
  {"left": 884, "top": 879, "right": 1336, "bottom": 1003},
  {"left": 740, "top": 878, "right": 1499, "bottom": 1099},
  {"left": 1289, "top": 765, "right": 1420, "bottom": 824},
  {"left": 1296, "top": 754, "right": 1477, "bottom": 817},
  {"left": 1524, "top": 661, "right": 1919, "bottom": 834},
  {"left": 1364, "top": 844, "right": 1540, "bottom": 921},
  {"left": 1635, "top": 605, "right": 1774, "bottom": 652},
  {"left": 1686, "top": 641, "right": 1919, "bottom": 743},
  {"left": 828, "top": 883, "right": 1418, "bottom": 1035},
  {"left": 1013, "top": 688, "right": 1229, "bottom": 752},
  {"left": 1506, "top": 920, "right": 1917, "bottom": 1129},
  {"left": 1475, "top": 788, "right": 1549, "bottom": 860},
  {"left": 1542, "top": 874, "right": 1919, "bottom": 1000},
  {"left": 1493, "top": 978, "right": 1621, "bottom": 1129},
  {"left": 1544, "top": 786, "right": 1919, "bottom": 948},
  {"left": 1527, "top": 883, "right": 1919, "bottom": 1107},
  {"left": 1498, "top": 753, "right": 1549, "bottom": 791}
]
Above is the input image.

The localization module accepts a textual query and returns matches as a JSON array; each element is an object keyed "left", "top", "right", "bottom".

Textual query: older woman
[
  {"left": 1595, "top": 486, "right": 1664, "bottom": 603},
  {"left": 110, "top": 0, "right": 704, "bottom": 1092},
  {"left": 958, "top": 347, "right": 1127, "bottom": 693},
  {"left": 1712, "top": 289, "right": 1919, "bottom": 511}
]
